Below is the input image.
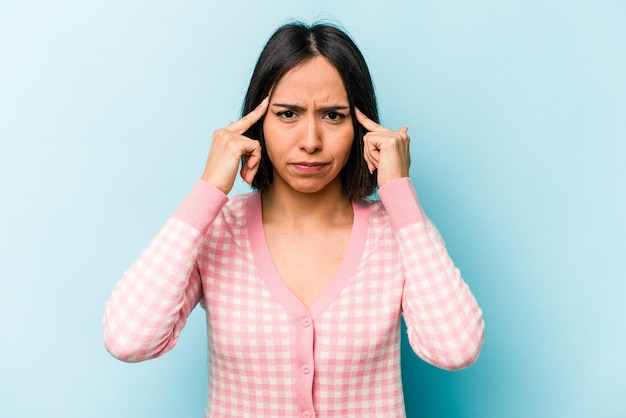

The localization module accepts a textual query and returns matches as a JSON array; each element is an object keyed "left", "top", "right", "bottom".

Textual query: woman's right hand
[{"left": 201, "top": 97, "right": 269, "bottom": 194}]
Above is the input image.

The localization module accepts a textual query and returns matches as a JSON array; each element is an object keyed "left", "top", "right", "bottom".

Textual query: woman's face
[{"left": 263, "top": 56, "right": 354, "bottom": 195}]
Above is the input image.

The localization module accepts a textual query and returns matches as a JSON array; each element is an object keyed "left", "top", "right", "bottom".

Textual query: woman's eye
[
  {"left": 325, "top": 112, "right": 345, "bottom": 121},
  {"left": 277, "top": 111, "right": 296, "bottom": 119}
]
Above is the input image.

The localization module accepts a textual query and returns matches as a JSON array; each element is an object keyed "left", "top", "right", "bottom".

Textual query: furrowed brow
[
  {"left": 272, "top": 103, "right": 306, "bottom": 112},
  {"left": 319, "top": 105, "right": 350, "bottom": 112},
  {"left": 272, "top": 103, "right": 349, "bottom": 112}
]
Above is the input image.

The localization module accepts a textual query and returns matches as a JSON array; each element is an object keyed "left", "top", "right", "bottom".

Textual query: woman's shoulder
[
  {"left": 225, "top": 191, "right": 258, "bottom": 210},
  {"left": 355, "top": 196, "right": 391, "bottom": 227},
  {"left": 217, "top": 191, "right": 261, "bottom": 227}
]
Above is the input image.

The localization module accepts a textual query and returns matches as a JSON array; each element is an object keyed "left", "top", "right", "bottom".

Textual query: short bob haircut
[{"left": 242, "top": 21, "right": 379, "bottom": 200}]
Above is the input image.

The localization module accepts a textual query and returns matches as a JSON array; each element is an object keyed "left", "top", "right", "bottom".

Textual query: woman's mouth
[{"left": 291, "top": 161, "right": 328, "bottom": 173}]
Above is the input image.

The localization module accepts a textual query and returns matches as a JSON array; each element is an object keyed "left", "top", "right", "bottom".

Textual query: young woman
[{"left": 104, "top": 22, "right": 484, "bottom": 417}]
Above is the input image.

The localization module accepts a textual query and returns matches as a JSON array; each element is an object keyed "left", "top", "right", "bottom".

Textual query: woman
[{"left": 104, "top": 21, "right": 484, "bottom": 417}]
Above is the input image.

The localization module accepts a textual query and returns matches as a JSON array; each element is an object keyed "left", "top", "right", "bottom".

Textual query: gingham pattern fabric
[{"left": 103, "top": 178, "right": 484, "bottom": 418}]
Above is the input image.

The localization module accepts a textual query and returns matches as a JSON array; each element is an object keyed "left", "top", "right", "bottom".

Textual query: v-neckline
[{"left": 246, "top": 193, "right": 370, "bottom": 319}]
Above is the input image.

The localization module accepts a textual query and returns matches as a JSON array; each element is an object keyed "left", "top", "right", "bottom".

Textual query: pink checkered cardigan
[{"left": 103, "top": 177, "right": 484, "bottom": 417}]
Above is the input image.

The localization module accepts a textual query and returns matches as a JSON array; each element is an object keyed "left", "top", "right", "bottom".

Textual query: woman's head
[{"left": 243, "top": 21, "right": 379, "bottom": 199}]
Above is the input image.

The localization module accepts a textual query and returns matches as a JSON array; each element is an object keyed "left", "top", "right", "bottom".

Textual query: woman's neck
[{"left": 261, "top": 179, "right": 353, "bottom": 228}]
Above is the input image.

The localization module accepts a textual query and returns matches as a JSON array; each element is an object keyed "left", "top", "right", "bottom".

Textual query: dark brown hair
[{"left": 243, "top": 21, "right": 379, "bottom": 200}]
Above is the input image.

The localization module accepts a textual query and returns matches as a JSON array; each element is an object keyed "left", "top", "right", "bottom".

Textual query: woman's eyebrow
[
  {"left": 272, "top": 103, "right": 350, "bottom": 112},
  {"left": 272, "top": 103, "right": 306, "bottom": 112}
]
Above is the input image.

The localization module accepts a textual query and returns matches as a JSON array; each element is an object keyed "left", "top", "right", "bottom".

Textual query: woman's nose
[{"left": 299, "top": 118, "right": 322, "bottom": 153}]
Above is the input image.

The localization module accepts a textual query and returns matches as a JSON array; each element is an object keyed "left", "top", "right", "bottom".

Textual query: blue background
[{"left": 1, "top": 1, "right": 624, "bottom": 417}]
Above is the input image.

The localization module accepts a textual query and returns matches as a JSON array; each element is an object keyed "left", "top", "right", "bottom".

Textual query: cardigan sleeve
[
  {"left": 103, "top": 181, "right": 228, "bottom": 362},
  {"left": 378, "top": 178, "right": 485, "bottom": 370}
]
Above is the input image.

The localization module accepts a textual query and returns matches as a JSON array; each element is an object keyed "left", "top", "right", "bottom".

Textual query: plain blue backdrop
[{"left": 1, "top": 0, "right": 624, "bottom": 417}]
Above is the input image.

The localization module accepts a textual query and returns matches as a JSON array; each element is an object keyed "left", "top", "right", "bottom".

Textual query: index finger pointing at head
[
  {"left": 355, "top": 107, "right": 384, "bottom": 132},
  {"left": 227, "top": 96, "right": 269, "bottom": 134}
]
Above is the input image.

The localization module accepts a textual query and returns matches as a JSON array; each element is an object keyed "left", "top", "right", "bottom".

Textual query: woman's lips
[{"left": 291, "top": 161, "right": 328, "bottom": 173}]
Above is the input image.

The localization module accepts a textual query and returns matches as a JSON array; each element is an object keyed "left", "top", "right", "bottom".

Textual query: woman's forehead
[{"left": 271, "top": 57, "right": 348, "bottom": 104}]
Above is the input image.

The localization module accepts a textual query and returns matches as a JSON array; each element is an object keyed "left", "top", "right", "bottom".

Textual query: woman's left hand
[{"left": 355, "top": 108, "right": 411, "bottom": 188}]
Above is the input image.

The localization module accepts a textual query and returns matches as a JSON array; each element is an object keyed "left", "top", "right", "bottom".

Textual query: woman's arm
[
  {"left": 104, "top": 99, "right": 269, "bottom": 362},
  {"left": 356, "top": 110, "right": 483, "bottom": 369},
  {"left": 379, "top": 178, "right": 485, "bottom": 370},
  {"left": 103, "top": 181, "right": 228, "bottom": 362}
]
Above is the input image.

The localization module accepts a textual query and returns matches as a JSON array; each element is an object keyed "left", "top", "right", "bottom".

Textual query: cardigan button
[
  {"left": 302, "top": 364, "right": 311, "bottom": 374},
  {"left": 303, "top": 411, "right": 311, "bottom": 418},
  {"left": 302, "top": 317, "right": 312, "bottom": 327}
]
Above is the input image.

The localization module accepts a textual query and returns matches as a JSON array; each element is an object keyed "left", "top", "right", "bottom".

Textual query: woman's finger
[
  {"left": 355, "top": 107, "right": 386, "bottom": 132},
  {"left": 240, "top": 144, "right": 262, "bottom": 185},
  {"left": 362, "top": 132, "right": 381, "bottom": 174},
  {"left": 363, "top": 145, "right": 376, "bottom": 173},
  {"left": 227, "top": 97, "right": 269, "bottom": 134}
]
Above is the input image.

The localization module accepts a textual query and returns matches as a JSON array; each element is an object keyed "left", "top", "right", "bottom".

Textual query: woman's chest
[
  {"left": 199, "top": 248, "right": 404, "bottom": 364},
  {"left": 198, "top": 208, "right": 404, "bottom": 363},
  {"left": 264, "top": 226, "right": 352, "bottom": 309}
]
